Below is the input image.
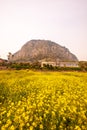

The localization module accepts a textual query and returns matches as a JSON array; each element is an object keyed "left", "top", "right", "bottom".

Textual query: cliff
[{"left": 8, "top": 40, "right": 78, "bottom": 62}]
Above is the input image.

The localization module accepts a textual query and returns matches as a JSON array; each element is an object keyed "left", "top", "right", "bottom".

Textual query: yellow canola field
[{"left": 0, "top": 70, "right": 87, "bottom": 130}]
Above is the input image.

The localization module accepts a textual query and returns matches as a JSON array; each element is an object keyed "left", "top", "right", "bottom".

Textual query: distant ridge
[{"left": 8, "top": 40, "right": 78, "bottom": 62}]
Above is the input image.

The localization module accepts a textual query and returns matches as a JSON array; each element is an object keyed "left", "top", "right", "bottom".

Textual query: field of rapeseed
[{"left": 0, "top": 70, "right": 87, "bottom": 130}]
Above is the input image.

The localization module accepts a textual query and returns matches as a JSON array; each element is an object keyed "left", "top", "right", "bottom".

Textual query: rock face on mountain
[{"left": 8, "top": 40, "right": 78, "bottom": 62}]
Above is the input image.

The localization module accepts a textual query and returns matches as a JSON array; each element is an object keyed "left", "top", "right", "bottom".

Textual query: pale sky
[{"left": 0, "top": 0, "right": 87, "bottom": 60}]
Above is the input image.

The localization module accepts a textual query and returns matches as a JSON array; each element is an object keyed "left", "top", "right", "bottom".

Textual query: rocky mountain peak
[{"left": 8, "top": 39, "right": 78, "bottom": 62}]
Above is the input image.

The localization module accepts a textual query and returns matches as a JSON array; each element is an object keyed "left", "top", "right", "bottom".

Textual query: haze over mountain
[{"left": 8, "top": 40, "right": 78, "bottom": 62}]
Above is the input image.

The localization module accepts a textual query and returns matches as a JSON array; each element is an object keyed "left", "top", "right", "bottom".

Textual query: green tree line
[{"left": 0, "top": 61, "right": 87, "bottom": 71}]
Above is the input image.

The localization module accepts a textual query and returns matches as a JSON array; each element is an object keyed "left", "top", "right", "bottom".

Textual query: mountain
[{"left": 8, "top": 40, "right": 78, "bottom": 62}]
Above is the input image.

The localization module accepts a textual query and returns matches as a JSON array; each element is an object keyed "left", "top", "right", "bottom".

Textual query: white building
[{"left": 41, "top": 61, "right": 79, "bottom": 67}]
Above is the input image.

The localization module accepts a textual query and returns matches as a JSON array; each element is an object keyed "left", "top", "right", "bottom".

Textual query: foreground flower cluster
[{"left": 0, "top": 70, "right": 87, "bottom": 130}]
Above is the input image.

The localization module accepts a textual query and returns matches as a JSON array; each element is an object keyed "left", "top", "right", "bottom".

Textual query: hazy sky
[{"left": 0, "top": 0, "right": 87, "bottom": 60}]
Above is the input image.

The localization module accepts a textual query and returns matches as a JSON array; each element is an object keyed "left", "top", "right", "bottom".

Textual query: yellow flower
[
  {"left": 7, "top": 111, "right": 11, "bottom": 117},
  {"left": 39, "top": 124, "right": 43, "bottom": 129},
  {"left": 19, "top": 122, "right": 25, "bottom": 129},
  {"left": 1, "top": 70, "right": 87, "bottom": 130},
  {"left": 6, "top": 119, "right": 12, "bottom": 126},
  {"left": 29, "top": 117, "right": 33, "bottom": 122},
  {"left": 0, "top": 121, "right": 2, "bottom": 124},
  {"left": 52, "top": 111, "right": 55, "bottom": 116},
  {"left": 29, "top": 126, "right": 34, "bottom": 130},
  {"left": 22, "top": 112, "right": 26, "bottom": 118},
  {"left": 9, "top": 125, "right": 15, "bottom": 130},
  {"left": 27, "top": 123, "right": 30, "bottom": 127},
  {"left": 25, "top": 115, "right": 29, "bottom": 122},
  {"left": 32, "top": 122, "right": 37, "bottom": 127},
  {"left": 44, "top": 113, "right": 46, "bottom": 118},
  {"left": 82, "top": 125, "right": 86, "bottom": 129},
  {"left": 1, "top": 126, "right": 6, "bottom": 130},
  {"left": 39, "top": 116, "right": 42, "bottom": 121},
  {"left": 11, "top": 102, "right": 14, "bottom": 106},
  {"left": 17, "top": 101, "right": 21, "bottom": 106},
  {"left": 75, "top": 126, "right": 81, "bottom": 130}
]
